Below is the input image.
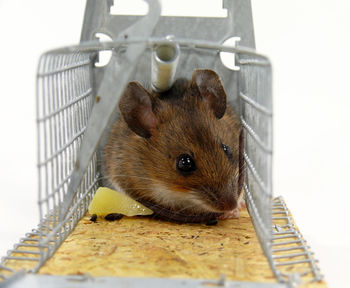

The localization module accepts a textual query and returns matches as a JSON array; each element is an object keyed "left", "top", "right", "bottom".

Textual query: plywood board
[
  {"left": 38, "top": 209, "right": 275, "bottom": 282},
  {"left": 1, "top": 207, "right": 326, "bottom": 287}
]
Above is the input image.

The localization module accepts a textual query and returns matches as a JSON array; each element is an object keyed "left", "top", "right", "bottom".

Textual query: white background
[{"left": 0, "top": 0, "right": 349, "bottom": 287}]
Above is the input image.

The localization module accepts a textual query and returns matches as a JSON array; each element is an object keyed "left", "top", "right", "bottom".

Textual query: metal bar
[
  {"left": 8, "top": 250, "right": 41, "bottom": 255},
  {"left": 272, "top": 246, "right": 311, "bottom": 253},
  {"left": 272, "top": 231, "right": 295, "bottom": 235},
  {"left": 47, "top": 53, "right": 56, "bottom": 242},
  {"left": 37, "top": 224, "right": 53, "bottom": 231},
  {"left": 243, "top": 152, "right": 270, "bottom": 196},
  {"left": 37, "top": 59, "right": 91, "bottom": 77},
  {"left": 52, "top": 55, "right": 61, "bottom": 232},
  {"left": 238, "top": 58, "right": 270, "bottom": 66},
  {"left": 241, "top": 118, "right": 272, "bottom": 153},
  {"left": 239, "top": 92, "right": 272, "bottom": 116},
  {"left": 3, "top": 256, "right": 40, "bottom": 262},
  {"left": 272, "top": 235, "right": 299, "bottom": 240},
  {"left": 20, "top": 237, "right": 56, "bottom": 243},
  {"left": 24, "top": 232, "right": 43, "bottom": 237},
  {"left": 272, "top": 217, "right": 292, "bottom": 220},
  {"left": 244, "top": 184, "right": 272, "bottom": 241},
  {"left": 0, "top": 265, "right": 15, "bottom": 272},
  {"left": 275, "top": 259, "right": 315, "bottom": 266},
  {"left": 271, "top": 240, "right": 302, "bottom": 246},
  {"left": 43, "top": 37, "right": 269, "bottom": 60},
  {"left": 19, "top": 238, "right": 40, "bottom": 242},
  {"left": 2, "top": 274, "right": 289, "bottom": 288},
  {"left": 39, "top": 53, "right": 50, "bottom": 250},
  {"left": 272, "top": 211, "right": 289, "bottom": 215},
  {"left": 272, "top": 252, "right": 312, "bottom": 259},
  {"left": 14, "top": 243, "right": 49, "bottom": 249}
]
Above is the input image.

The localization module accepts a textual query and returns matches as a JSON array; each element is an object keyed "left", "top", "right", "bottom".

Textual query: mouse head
[{"left": 118, "top": 69, "right": 244, "bottom": 221}]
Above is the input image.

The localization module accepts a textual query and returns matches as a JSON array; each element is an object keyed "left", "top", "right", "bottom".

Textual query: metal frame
[{"left": 1, "top": 274, "right": 288, "bottom": 288}]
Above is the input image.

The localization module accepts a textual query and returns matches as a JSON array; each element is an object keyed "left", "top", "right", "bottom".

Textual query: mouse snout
[{"left": 216, "top": 192, "right": 237, "bottom": 212}]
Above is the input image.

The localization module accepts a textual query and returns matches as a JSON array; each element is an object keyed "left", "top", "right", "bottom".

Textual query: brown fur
[{"left": 103, "top": 70, "right": 242, "bottom": 223}]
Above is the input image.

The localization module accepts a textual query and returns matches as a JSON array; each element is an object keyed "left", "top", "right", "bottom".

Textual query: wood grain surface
[{"left": 1, "top": 207, "right": 327, "bottom": 287}]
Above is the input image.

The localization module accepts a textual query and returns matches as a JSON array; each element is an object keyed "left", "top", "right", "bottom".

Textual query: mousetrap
[{"left": 0, "top": 1, "right": 326, "bottom": 287}]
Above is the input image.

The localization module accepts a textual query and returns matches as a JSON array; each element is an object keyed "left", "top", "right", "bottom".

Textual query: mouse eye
[
  {"left": 222, "top": 144, "right": 233, "bottom": 160},
  {"left": 176, "top": 154, "right": 197, "bottom": 175}
]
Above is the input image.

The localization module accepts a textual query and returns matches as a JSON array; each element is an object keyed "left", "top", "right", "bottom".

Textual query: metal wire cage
[
  {"left": 34, "top": 39, "right": 274, "bottom": 253},
  {"left": 0, "top": 39, "right": 276, "bottom": 283},
  {"left": 0, "top": 1, "right": 323, "bottom": 287}
]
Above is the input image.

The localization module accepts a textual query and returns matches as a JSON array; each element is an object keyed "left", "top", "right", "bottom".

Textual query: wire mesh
[
  {"left": 0, "top": 51, "right": 99, "bottom": 281},
  {"left": 36, "top": 51, "right": 99, "bottom": 267},
  {"left": 237, "top": 52, "right": 273, "bottom": 258},
  {"left": 1, "top": 52, "right": 98, "bottom": 279},
  {"left": 270, "top": 197, "right": 324, "bottom": 285}
]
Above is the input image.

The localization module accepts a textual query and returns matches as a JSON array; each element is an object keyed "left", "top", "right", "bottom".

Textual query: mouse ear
[
  {"left": 119, "top": 82, "right": 158, "bottom": 138},
  {"left": 190, "top": 69, "right": 227, "bottom": 119}
]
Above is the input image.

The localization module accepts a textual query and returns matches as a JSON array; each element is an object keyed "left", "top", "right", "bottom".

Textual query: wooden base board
[
  {"left": 38, "top": 209, "right": 275, "bottom": 282},
  {"left": 1, "top": 207, "right": 326, "bottom": 287}
]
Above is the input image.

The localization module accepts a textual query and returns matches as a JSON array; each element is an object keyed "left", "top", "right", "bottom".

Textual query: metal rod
[
  {"left": 243, "top": 152, "right": 270, "bottom": 196},
  {"left": 14, "top": 244, "right": 49, "bottom": 249},
  {"left": 272, "top": 211, "right": 289, "bottom": 215},
  {"left": 0, "top": 265, "right": 14, "bottom": 272},
  {"left": 273, "top": 234, "right": 299, "bottom": 240},
  {"left": 238, "top": 57, "right": 270, "bottom": 66},
  {"left": 239, "top": 91, "right": 273, "bottom": 116},
  {"left": 3, "top": 256, "right": 40, "bottom": 262},
  {"left": 272, "top": 252, "right": 313, "bottom": 259},
  {"left": 272, "top": 240, "right": 302, "bottom": 246},
  {"left": 273, "top": 231, "right": 295, "bottom": 235},
  {"left": 9, "top": 250, "right": 41, "bottom": 255},
  {"left": 37, "top": 59, "right": 91, "bottom": 77},
  {"left": 241, "top": 117, "right": 272, "bottom": 153},
  {"left": 47, "top": 38, "right": 267, "bottom": 59},
  {"left": 272, "top": 216, "right": 292, "bottom": 220},
  {"left": 272, "top": 246, "right": 311, "bottom": 253},
  {"left": 151, "top": 40, "right": 180, "bottom": 92},
  {"left": 275, "top": 259, "right": 315, "bottom": 266}
]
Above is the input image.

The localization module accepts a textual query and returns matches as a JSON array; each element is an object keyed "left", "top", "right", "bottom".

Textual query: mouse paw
[
  {"left": 219, "top": 208, "right": 240, "bottom": 220},
  {"left": 238, "top": 198, "right": 246, "bottom": 209},
  {"left": 218, "top": 198, "right": 246, "bottom": 220}
]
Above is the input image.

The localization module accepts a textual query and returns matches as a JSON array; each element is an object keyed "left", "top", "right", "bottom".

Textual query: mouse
[{"left": 103, "top": 69, "right": 245, "bottom": 223}]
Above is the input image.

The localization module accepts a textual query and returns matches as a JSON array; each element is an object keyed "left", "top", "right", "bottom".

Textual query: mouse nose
[{"left": 217, "top": 193, "right": 237, "bottom": 211}]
